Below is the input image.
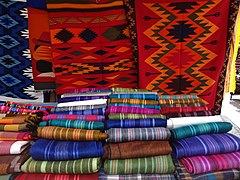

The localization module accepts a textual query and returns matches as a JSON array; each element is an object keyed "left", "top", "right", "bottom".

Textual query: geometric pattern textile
[
  {"left": 46, "top": 0, "right": 138, "bottom": 94},
  {"left": 124, "top": 0, "right": 240, "bottom": 113},
  {"left": 0, "top": 0, "right": 42, "bottom": 99}
]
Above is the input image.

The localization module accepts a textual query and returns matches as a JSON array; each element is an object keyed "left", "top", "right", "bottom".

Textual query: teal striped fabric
[
  {"left": 21, "top": 157, "right": 100, "bottom": 174},
  {"left": 104, "top": 155, "right": 175, "bottom": 174},
  {"left": 39, "top": 120, "right": 104, "bottom": 130},
  {"left": 171, "top": 122, "right": 232, "bottom": 140}
]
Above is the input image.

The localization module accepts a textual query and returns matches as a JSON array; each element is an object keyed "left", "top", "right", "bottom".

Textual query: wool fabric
[
  {"left": 104, "top": 155, "right": 175, "bottom": 174},
  {"left": 30, "top": 139, "right": 103, "bottom": 160},
  {"left": 172, "top": 133, "right": 240, "bottom": 158},
  {"left": 159, "top": 98, "right": 203, "bottom": 105},
  {"left": 171, "top": 122, "right": 232, "bottom": 140},
  {"left": 181, "top": 151, "right": 240, "bottom": 174},
  {"left": 37, "top": 126, "right": 108, "bottom": 141},
  {"left": 108, "top": 113, "right": 166, "bottom": 120},
  {"left": 21, "top": 157, "right": 100, "bottom": 174},
  {"left": 39, "top": 120, "right": 104, "bottom": 130},
  {"left": 158, "top": 95, "right": 199, "bottom": 100},
  {"left": 107, "top": 127, "right": 171, "bottom": 142},
  {"left": 106, "top": 119, "right": 167, "bottom": 129},
  {"left": 104, "top": 141, "right": 172, "bottom": 159},
  {"left": 106, "top": 106, "right": 161, "bottom": 115},
  {"left": 42, "top": 114, "right": 104, "bottom": 121}
]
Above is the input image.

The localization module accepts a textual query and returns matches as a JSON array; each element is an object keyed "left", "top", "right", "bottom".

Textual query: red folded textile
[{"left": 0, "top": 132, "right": 32, "bottom": 141}]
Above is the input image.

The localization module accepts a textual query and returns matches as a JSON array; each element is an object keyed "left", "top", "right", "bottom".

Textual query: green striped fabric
[
  {"left": 21, "top": 157, "right": 100, "bottom": 174},
  {"left": 108, "top": 113, "right": 166, "bottom": 120},
  {"left": 104, "top": 155, "right": 175, "bottom": 174},
  {"left": 171, "top": 122, "right": 233, "bottom": 140}
]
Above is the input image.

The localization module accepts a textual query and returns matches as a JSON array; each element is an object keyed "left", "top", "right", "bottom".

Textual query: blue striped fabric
[
  {"left": 171, "top": 133, "right": 240, "bottom": 158},
  {"left": 58, "top": 96, "right": 108, "bottom": 103},
  {"left": 108, "top": 103, "right": 161, "bottom": 110},
  {"left": 109, "top": 94, "right": 159, "bottom": 100},
  {"left": 30, "top": 139, "right": 103, "bottom": 160},
  {"left": 106, "top": 119, "right": 167, "bottom": 129},
  {"left": 52, "top": 108, "right": 105, "bottom": 115}
]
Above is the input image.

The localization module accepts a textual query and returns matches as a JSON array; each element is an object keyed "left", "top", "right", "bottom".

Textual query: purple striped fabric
[
  {"left": 106, "top": 106, "right": 161, "bottom": 115},
  {"left": 58, "top": 96, "right": 108, "bottom": 103},
  {"left": 181, "top": 151, "right": 240, "bottom": 174},
  {"left": 42, "top": 114, "right": 105, "bottom": 122}
]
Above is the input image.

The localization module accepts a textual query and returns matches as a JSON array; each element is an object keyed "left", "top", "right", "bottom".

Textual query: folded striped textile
[
  {"left": 160, "top": 106, "right": 208, "bottom": 114},
  {"left": 109, "top": 94, "right": 159, "bottom": 100},
  {"left": 0, "top": 141, "right": 30, "bottom": 155},
  {"left": 158, "top": 95, "right": 199, "bottom": 100},
  {"left": 104, "top": 155, "right": 175, "bottom": 174},
  {"left": 3, "top": 102, "right": 47, "bottom": 111},
  {"left": 42, "top": 114, "right": 105, "bottom": 121},
  {"left": 0, "top": 124, "right": 29, "bottom": 132},
  {"left": 181, "top": 151, "right": 240, "bottom": 174},
  {"left": 160, "top": 102, "right": 205, "bottom": 108},
  {"left": 106, "top": 119, "right": 167, "bottom": 129},
  {"left": 108, "top": 113, "right": 166, "bottom": 120},
  {"left": 52, "top": 108, "right": 105, "bottom": 115},
  {"left": 30, "top": 139, "right": 103, "bottom": 160},
  {"left": 165, "top": 111, "right": 213, "bottom": 119},
  {"left": 167, "top": 115, "right": 224, "bottom": 129},
  {"left": 159, "top": 98, "right": 203, "bottom": 105},
  {"left": 57, "top": 99, "right": 107, "bottom": 108},
  {"left": 111, "top": 87, "right": 151, "bottom": 93},
  {"left": 62, "top": 88, "right": 111, "bottom": 94},
  {"left": 58, "top": 96, "right": 108, "bottom": 103},
  {"left": 39, "top": 120, "right": 104, "bottom": 130},
  {"left": 51, "top": 104, "right": 106, "bottom": 112},
  {"left": 108, "top": 98, "right": 159, "bottom": 105},
  {"left": 21, "top": 157, "right": 100, "bottom": 174},
  {"left": 174, "top": 159, "right": 240, "bottom": 180},
  {"left": 104, "top": 141, "right": 172, "bottom": 159},
  {"left": 98, "top": 169, "right": 176, "bottom": 180},
  {"left": 106, "top": 106, "right": 161, "bottom": 115},
  {"left": 61, "top": 91, "right": 112, "bottom": 98},
  {"left": 0, "top": 115, "right": 40, "bottom": 124},
  {"left": 171, "top": 133, "right": 240, "bottom": 158},
  {"left": 38, "top": 126, "right": 108, "bottom": 141},
  {"left": 0, "top": 150, "right": 30, "bottom": 175},
  {"left": 0, "top": 132, "right": 32, "bottom": 141},
  {"left": 171, "top": 122, "right": 233, "bottom": 140},
  {"left": 108, "top": 103, "right": 161, "bottom": 110},
  {"left": 0, "top": 106, "right": 48, "bottom": 115},
  {"left": 14, "top": 173, "right": 98, "bottom": 180},
  {"left": 107, "top": 127, "right": 171, "bottom": 142}
]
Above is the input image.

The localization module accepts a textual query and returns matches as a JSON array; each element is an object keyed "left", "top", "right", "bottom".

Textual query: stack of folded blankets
[
  {"left": 101, "top": 87, "right": 176, "bottom": 179},
  {"left": 20, "top": 89, "right": 109, "bottom": 179},
  {"left": 0, "top": 101, "right": 45, "bottom": 179},
  {"left": 169, "top": 116, "right": 240, "bottom": 179},
  {"left": 158, "top": 95, "right": 212, "bottom": 119}
]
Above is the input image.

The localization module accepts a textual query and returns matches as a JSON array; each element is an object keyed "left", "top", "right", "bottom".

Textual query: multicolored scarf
[
  {"left": 0, "top": 141, "right": 30, "bottom": 155},
  {"left": 104, "top": 141, "right": 172, "bottom": 159},
  {"left": 42, "top": 114, "right": 105, "bottom": 121}
]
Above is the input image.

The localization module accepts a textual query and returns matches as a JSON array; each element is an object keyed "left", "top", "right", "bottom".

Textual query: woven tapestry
[
  {"left": 0, "top": 0, "right": 42, "bottom": 100},
  {"left": 124, "top": 0, "right": 240, "bottom": 113},
  {"left": 46, "top": 0, "right": 138, "bottom": 95},
  {"left": 27, "top": 0, "right": 56, "bottom": 90}
]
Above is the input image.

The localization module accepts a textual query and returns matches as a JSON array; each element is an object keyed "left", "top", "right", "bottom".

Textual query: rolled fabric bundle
[
  {"left": 160, "top": 106, "right": 208, "bottom": 114},
  {"left": 0, "top": 132, "right": 32, "bottom": 141},
  {"left": 108, "top": 98, "right": 159, "bottom": 105},
  {"left": 39, "top": 120, "right": 104, "bottom": 130},
  {"left": 104, "top": 141, "right": 172, "bottom": 159},
  {"left": 0, "top": 141, "right": 30, "bottom": 155},
  {"left": 109, "top": 94, "right": 159, "bottom": 100},
  {"left": 51, "top": 104, "right": 106, "bottom": 112},
  {"left": 15, "top": 173, "right": 98, "bottom": 180},
  {"left": 174, "top": 159, "right": 240, "bottom": 180},
  {"left": 106, "top": 119, "right": 167, "bottom": 129},
  {"left": 30, "top": 139, "right": 103, "bottom": 160},
  {"left": 171, "top": 122, "right": 233, "bottom": 140},
  {"left": 159, "top": 98, "right": 203, "bottom": 105},
  {"left": 171, "top": 133, "right": 240, "bottom": 158},
  {"left": 106, "top": 106, "right": 161, "bottom": 115},
  {"left": 108, "top": 103, "right": 161, "bottom": 110},
  {"left": 181, "top": 151, "right": 240, "bottom": 174},
  {"left": 52, "top": 108, "right": 105, "bottom": 115},
  {"left": 38, "top": 126, "right": 108, "bottom": 141},
  {"left": 108, "top": 113, "right": 166, "bottom": 120},
  {"left": 21, "top": 157, "right": 100, "bottom": 174},
  {"left": 104, "top": 155, "right": 175, "bottom": 174},
  {"left": 58, "top": 96, "right": 108, "bottom": 103},
  {"left": 0, "top": 149, "right": 30, "bottom": 175},
  {"left": 167, "top": 115, "right": 224, "bottom": 129},
  {"left": 166, "top": 111, "right": 213, "bottom": 119},
  {"left": 107, "top": 127, "right": 171, "bottom": 143},
  {"left": 42, "top": 114, "right": 105, "bottom": 121}
]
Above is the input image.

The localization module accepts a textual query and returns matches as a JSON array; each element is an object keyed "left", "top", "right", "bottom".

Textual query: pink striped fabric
[
  {"left": 0, "top": 132, "right": 32, "bottom": 141},
  {"left": 106, "top": 106, "right": 161, "bottom": 115},
  {"left": 181, "top": 151, "right": 240, "bottom": 174},
  {"left": 0, "top": 141, "right": 14, "bottom": 154},
  {"left": 42, "top": 114, "right": 105, "bottom": 122}
]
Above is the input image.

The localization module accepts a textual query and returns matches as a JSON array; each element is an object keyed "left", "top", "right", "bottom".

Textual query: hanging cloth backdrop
[
  {"left": 45, "top": 0, "right": 138, "bottom": 94},
  {"left": 123, "top": 0, "right": 240, "bottom": 113}
]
